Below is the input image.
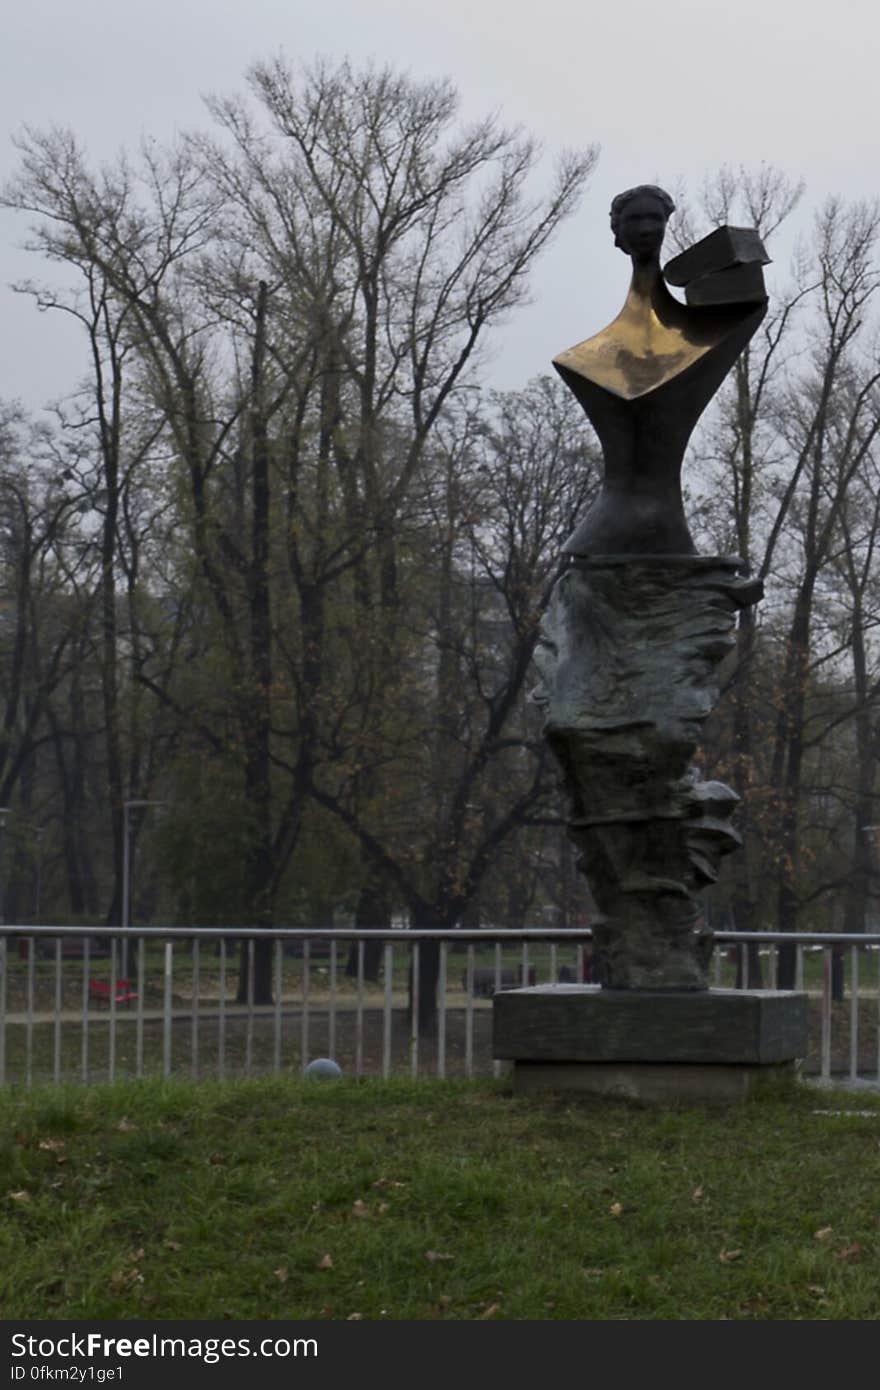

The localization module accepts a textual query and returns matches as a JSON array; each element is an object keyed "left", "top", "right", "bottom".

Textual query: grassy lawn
[{"left": 0, "top": 1075, "right": 879, "bottom": 1320}]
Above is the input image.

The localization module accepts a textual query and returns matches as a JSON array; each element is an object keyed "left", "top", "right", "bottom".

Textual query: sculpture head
[{"left": 610, "top": 185, "right": 675, "bottom": 262}]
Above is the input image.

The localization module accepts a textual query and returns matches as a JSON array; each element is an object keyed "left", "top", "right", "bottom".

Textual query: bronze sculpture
[{"left": 534, "top": 186, "right": 767, "bottom": 990}]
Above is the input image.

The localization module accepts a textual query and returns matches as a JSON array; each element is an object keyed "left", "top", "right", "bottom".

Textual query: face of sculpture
[{"left": 615, "top": 193, "right": 669, "bottom": 261}]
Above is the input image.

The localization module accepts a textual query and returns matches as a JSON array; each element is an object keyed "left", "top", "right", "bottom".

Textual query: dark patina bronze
[{"left": 535, "top": 187, "right": 767, "bottom": 989}]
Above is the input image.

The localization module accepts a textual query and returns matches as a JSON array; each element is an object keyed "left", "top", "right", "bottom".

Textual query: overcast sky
[{"left": 2, "top": 0, "right": 878, "bottom": 407}]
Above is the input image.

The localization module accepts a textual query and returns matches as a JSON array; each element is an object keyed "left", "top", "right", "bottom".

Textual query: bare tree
[{"left": 312, "top": 376, "right": 601, "bottom": 1029}]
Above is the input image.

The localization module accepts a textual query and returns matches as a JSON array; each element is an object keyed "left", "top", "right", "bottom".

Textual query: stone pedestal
[{"left": 493, "top": 985, "right": 808, "bottom": 1103}]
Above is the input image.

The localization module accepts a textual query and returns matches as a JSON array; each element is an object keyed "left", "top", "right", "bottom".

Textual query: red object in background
[
  {"left": 581, "top": 947, "right": 593, "bottom": 982},
  {"left": 89, "top": 979, "right": 138, "bottom": 1006}
]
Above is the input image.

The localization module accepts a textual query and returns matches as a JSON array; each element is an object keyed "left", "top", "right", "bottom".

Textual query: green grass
[{"left": 0, "top": 1075, "right": 879, "bottom": 1320}]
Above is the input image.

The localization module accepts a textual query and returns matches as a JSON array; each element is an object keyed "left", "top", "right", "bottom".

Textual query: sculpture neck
[{"left": 626, "top": 254, "right": 663, "bottom": 305}]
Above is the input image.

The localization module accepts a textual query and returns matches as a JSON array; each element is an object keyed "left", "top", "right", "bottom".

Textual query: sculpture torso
[{"left": 554, "top": 253, "right": 766, "bottom": 556}]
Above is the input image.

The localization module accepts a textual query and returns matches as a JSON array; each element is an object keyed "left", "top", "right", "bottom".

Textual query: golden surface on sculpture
[{"left": 554, "top": 265, "right": 747, "bottom": 401}]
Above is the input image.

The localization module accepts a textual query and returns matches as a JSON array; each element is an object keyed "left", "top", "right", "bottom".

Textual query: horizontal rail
[{"left": 2, "top": 925, "right": 880, "bottom": 946}]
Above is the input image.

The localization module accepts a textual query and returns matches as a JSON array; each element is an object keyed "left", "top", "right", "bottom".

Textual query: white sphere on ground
[{"left": 304, "top": 1057, "right": 343, "bottom": 1080}]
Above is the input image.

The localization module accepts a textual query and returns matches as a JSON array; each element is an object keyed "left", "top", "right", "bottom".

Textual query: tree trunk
[
  {"left": 346, "top": 867, "right": 392, "bottom": 981},
  {"left": 410, "top": 901, "right": 444, "bottom": 1037}
]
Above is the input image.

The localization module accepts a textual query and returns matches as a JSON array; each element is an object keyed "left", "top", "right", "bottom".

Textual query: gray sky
[{"left": 2, "top": 0, "right": 878, "bottom": 407}]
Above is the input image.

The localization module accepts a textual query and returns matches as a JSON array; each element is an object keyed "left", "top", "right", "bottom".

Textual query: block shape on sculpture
[
  {"left": 663, "top": 226, "right": 770, "bottom": 286},
  {"left": 685, "top": 262, "right": 768, "bottom": 306}
]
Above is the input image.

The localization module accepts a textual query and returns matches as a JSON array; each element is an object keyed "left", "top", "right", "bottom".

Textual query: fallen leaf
[
  {"left": 351, "top": 1199, "right": 369, "bottom": 1218},
  {"left": 316, "top": 1254, "right": 333, "bottom": 1270},
  {"left": 719, "top": 1249, "right": 742, "bottom": 1263},
  {"left": 371, "top": 1178, "right": 406, "bottom": 1190},
  {"left": 116, "top": 1118, "right": 138, "bottom": 1132},
  {"left": 273, "top": 1267, "right": 288, "bottom": 1284},
  {"left": 377, "top": 1202, "right": 390, "bottom": 1215},
  {"left": 814, "top": 1226, "right": 834, "bottom": 1241},
  {"left": 38, "top": 1139, "right": 65, "bottom": 1152},
  {"left": 609, "top": 1201, "right": 623, "bottom": 1217},
  {"left": 163, "top": 1240, "right": 181, "bottom": 1252},
  {"left": 8, "top": 1191, "right": 31, "bottom": 1204},
  {"left": 836, "top": 1243, "right": 862, "bottom": 1263},
  {"left": 425, "top": 1250, "right": 454, "bottom": 1263},
  {"left": 480, "top": 1302, "right": 501, "bottom": 1319},
  {"left": 807, "top": 1284, "right": 826, "bottom": 1295},
  {"left": 346, "top": 1313, "right": 363, "bottom": 1321},
  {"left": 691, "top": 1186, "right": 704, "bottom": 1203}
]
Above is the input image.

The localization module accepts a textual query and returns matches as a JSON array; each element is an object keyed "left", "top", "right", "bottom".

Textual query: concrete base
[
  {"left": 493, "top": 985, "right": 808, "bottom": 1105},
  {"left": 512, "top": 1059, "right": 799, "bottom": 1103}
]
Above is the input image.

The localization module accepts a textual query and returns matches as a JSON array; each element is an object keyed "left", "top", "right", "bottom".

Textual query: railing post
[
  {"left": 218, "top": 938, "right": 227, "bottom": 1080},
  {"left": 437, "top": 942, "right": 447, "bottom": 1079},
  {"left": 135, "top": 937, "right": 145, "bottom": 1079},
  {"left": 246, "top": 938, "right": 256, "bottom": 1077},
  {"left": 821, "top": 947, "right": 832, "bottom": 1082},
  {"left": 0, "top": 935, "right": 6, "bottom": 1087},
  {"left": 382, "top": 940, "right": 393, "bottom": 1079},
  {"left": 410, "top": 942, "right": 420, "bottom": 1080},
  {"left": 273, "top": 939, "right": 283, "bottom": 1076},
  {"left": 328, "top": 938, "right": 337, "bottom": 1063},
  {"left": 465, "top": 944, "right": 475, "bottom": 1079},
  {"left": 849, "top": 945, "right": 859, "bottom": 1084},
  {"left": 163, "top": 941, "right": 173, "bottom": 1078},
  {"left": 300, "top": 939, "right": 310, "bottom": 1071},
  {"left": 108, "top": 938, "right": 118, "bottom": 1082},
  {"left": 81, "top": 938, "right": 90, "bottom": 1083},
  {"left": 53, "top": 935, "right": 62, "bottom": 1084},
  {"left": 355, "top": 939, "right": 364, "bottom": 1078},
  {"left": 876, "top": 944, "right": 880, "bottom": 1083},
  {"left": 191, "top": 938, "right": 200, "bottom": 1080}
]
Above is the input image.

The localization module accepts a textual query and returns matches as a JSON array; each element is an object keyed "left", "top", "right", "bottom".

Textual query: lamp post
[{"left": 122, "top": 800, "right": 165, "bottom": 979}]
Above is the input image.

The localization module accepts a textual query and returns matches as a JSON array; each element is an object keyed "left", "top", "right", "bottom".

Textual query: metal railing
[{"left": 0, "top": 925, "right": 878, "bottom": 1089}]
